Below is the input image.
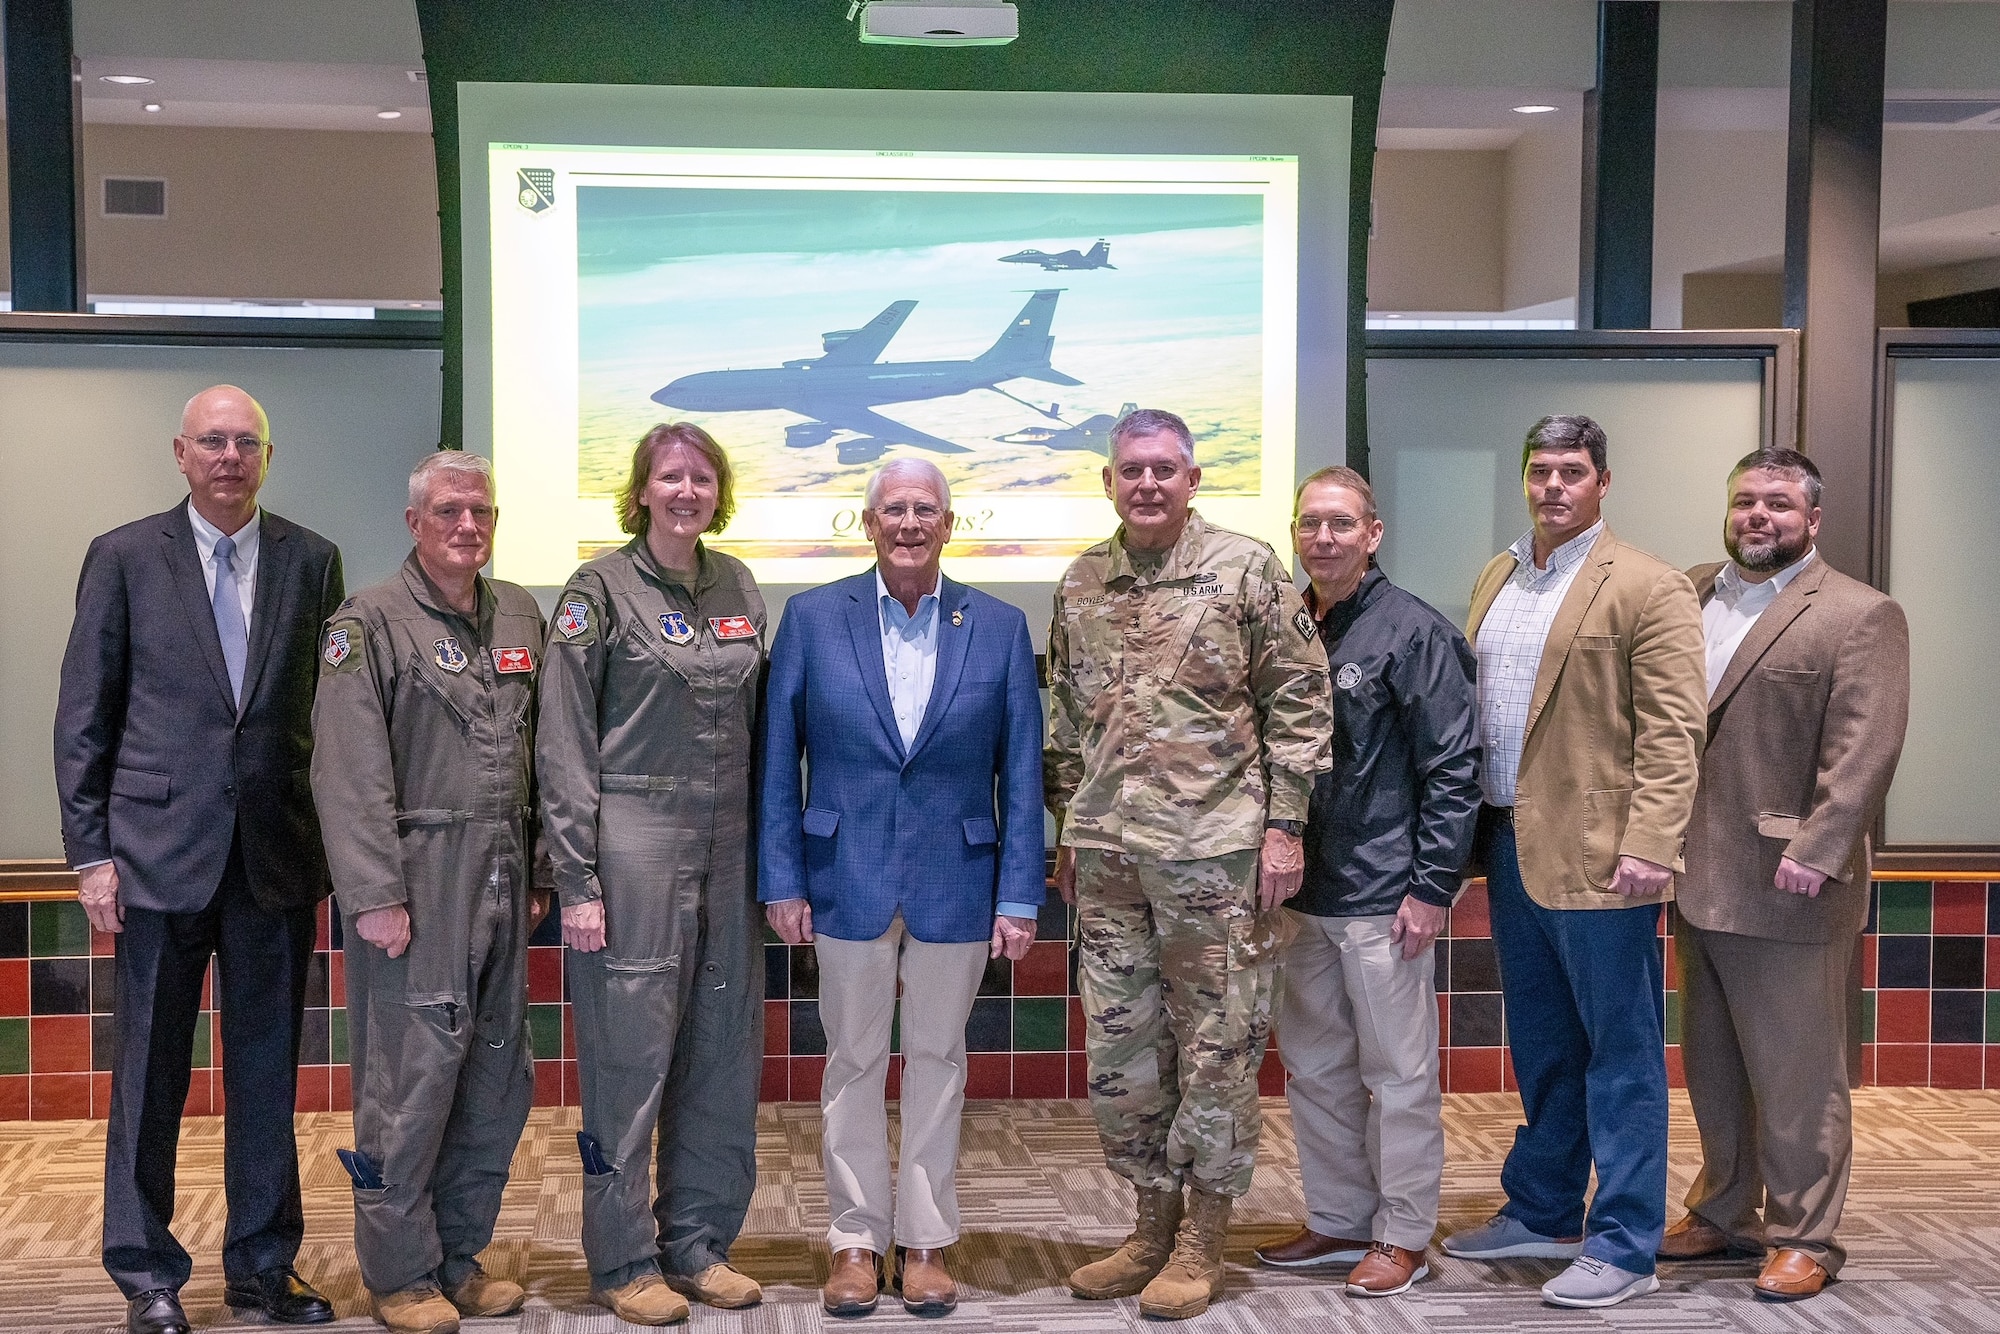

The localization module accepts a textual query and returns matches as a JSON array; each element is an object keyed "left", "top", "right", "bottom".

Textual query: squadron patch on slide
[
  {"left": 556, "top": 598, "right": 591, "bottom": 640},
  {"left": 433, "top": 637, "right": 469, "bottom": 673}
]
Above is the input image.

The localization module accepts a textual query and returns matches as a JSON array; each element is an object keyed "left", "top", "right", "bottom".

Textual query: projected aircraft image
[
  {"left": 574, "top": 185, "right": 1266, "bottom": 500},
  {"left": 999, "top": 239, "right": 1116, "bottom": 271},
  {"left": 652, "top": 290, "right": 1082, "bottom": 465}
]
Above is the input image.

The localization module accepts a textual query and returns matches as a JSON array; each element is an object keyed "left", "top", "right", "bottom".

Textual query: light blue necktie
[{"left": 212, "top": 534, "right": 248, "bottom": 707}]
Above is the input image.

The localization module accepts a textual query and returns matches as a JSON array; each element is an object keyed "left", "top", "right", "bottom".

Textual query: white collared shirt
[
  {"left": 1475, "top": 520, "right": 1604, "bottom": 806},
  {"left": 1703, "top": 548, "right": 1816, "bottom": 697},
  {"left": 186, "top": 499, "right": 260, "bottom": 628},
  {"left": 877, "top": 568, "right": 942, "bottom": 750}
]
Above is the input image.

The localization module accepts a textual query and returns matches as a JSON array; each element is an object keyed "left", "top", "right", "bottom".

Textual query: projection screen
[{"left": 457, "top": 86, "right": 1350, "bottom": 592}]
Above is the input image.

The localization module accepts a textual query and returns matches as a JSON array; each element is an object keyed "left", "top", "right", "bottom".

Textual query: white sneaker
[{"left": 1541, "top": 1255, "right": 1659, "bottom": 1308}]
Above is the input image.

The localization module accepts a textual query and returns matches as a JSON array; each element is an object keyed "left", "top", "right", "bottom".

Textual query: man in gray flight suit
[
  {"left": 537, "top": 421, "right": 765, "bottom": 1325},
  {"left": 311, "top": 452, "right": 551, "bottom": 1334}
]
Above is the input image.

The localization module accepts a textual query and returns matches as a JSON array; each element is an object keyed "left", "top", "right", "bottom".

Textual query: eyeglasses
[
  {"left": 874, "top": 502, "right": 943, "bottom": 524},
  {"left": 1294, "top": 515, "right": 1367, "bottom": 537},
  {"left": 184, "top": 433, "right": 268, "bottom": 456}
]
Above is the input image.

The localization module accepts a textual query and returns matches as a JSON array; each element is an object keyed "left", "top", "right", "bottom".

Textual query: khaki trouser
[
  {"left": 1276, "top": 910, "right": 1443, "bottom": 1252},
  {"left": 1676, "top": 917, "right": 1855, "bottom": 1272},
  {"left": 814, "top": 918, "right": 989, "bottom": 1254}
]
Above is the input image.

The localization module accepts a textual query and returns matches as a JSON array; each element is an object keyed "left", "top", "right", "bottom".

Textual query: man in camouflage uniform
[
  {"left": 311, "top": 453, "right": 550, "bottom": 1334},
  {"left": 1047, "top": 408, "right": 1332, "bottom": 1320}
]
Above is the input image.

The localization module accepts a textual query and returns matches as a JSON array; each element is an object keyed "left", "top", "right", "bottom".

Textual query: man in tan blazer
[
  {"left": 1440, "top": 414, "right": 1707, "bottom": 1310},
  {"left": 1660, "top": 448, "right": 1909, "bottom": 1301}
]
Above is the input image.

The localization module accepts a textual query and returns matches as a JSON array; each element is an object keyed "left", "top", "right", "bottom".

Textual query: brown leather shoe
[
  {"left": 894, "top": 1247, "right": 959, "bottom": 1316},
  {"left": 1254, "top": 1226, "right": 1372, "bottom": 1269},
  {"left": 1344, "top": 1241, "right": 1428, "bottom": 1297},
  {"left": 1755, "top": 1248, "right": 1830, "bottom": 1301},
  {"left": 822, "top": 1248, "right": 884, "bottom": 1317},
  {"left": 1658, "top": 1213, "right": 1734, "bottom": 1260}
]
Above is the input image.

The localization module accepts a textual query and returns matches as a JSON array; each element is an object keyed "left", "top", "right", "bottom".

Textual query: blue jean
[{"left": 1483, "top": 817, "right": 1667, "bottom": 1274}]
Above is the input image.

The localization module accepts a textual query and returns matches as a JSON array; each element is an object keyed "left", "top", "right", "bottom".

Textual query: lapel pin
[{"left": 951, "top": 609, "right": 964, "bottom": 627}]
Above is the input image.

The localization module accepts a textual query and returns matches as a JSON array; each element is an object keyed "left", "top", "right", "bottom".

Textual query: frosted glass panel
[
  {"left": 1365, "top": 357, "right": 1766, "bottom": 628},
  {"left": 0, "top": 343, "right": 443, "bottom": 858},
  {"left": 1884, "top": 358, "right": 2000, "bottom": 846}
]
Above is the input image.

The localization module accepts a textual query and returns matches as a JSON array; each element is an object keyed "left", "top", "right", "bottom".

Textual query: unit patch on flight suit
[
  {"left": 556, "top": 598, "right": 591, "bottom": 639},
  {"left": 434, "top": 637, "right": 469, "bottom": 673},
  {"left": 659, "top": 611, "right": 695, "bottom": 645},
  {"left": 493, "top": 647, "right": 534, "bottom": 674},
  {"left": 321, "top": 621, "right": 365, "bottom": 675},
  {"left": 709, "top": 615, "right": 757, "bottom": 640}
]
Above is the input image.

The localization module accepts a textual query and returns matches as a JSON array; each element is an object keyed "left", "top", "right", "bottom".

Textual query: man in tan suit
[
  {"left": 1659, "top": 448, "right": 1909, "bottom": 1301},
  {"left": 1440, "top": 414, "right": 1707, "bottom": 1310}
]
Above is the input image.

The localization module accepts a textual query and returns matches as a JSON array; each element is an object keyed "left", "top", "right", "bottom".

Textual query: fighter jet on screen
[
  {"left": 652, "top": 290, "right": 1082, "bottom": 465},
  {"left": 998, "top": 239, "right": 1115, "bottom": 272},
  {"left": 994, "top": 402, "right": 1136, "bottom": 453}
]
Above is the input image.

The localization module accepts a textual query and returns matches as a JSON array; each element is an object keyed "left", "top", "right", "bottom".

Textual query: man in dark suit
[
  {"left": 1661, "top": 448, "right": 1909, "bottom": 1301},
  {"left": 760, "top": 457, "right": 1044, "bottom": 1319},
  {"left": 55, "top": 385, "right": 344, "bottom": 1334}
]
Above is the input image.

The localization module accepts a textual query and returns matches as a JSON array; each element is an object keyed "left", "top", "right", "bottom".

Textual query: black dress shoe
[
  {"left": 127, "top": 1289, "right": 191, "bottom": 1334},
  {"left": 223, "top": 1266, "right": 335, "bottom": 1324}
]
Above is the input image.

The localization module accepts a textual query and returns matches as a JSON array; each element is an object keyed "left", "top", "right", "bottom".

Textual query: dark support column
[
  {"left": 3, "top": 0, "right": 86, "bottom": 312},
  {"left": 1783, "top": 0, "right": 1886, "bottom": 579},
  {"left": 1577, "top": 1, "right": 1659, "bottom": 330}
]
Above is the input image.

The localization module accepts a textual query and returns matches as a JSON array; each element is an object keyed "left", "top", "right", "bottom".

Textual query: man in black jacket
[
  {"left": 1253, "top": 466, "right": 1480, "bottom": 1298},
  {"left": 55, "top": 385, "right": 343, "bottom": 1334}
]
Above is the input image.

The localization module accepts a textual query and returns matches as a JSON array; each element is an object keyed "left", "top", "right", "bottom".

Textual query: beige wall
[
  {"left": 1366, "top": 148, "right": 1506, "bottom": 312},
  {"left": 1501, "top": 121, "right": 1582, "bottom": 312},
  {"left": 1653, "top": 129, "right": 1788, "bottom": 329},
  {"left": 0, "top": 123, "right": 439, "bottom": 303}
]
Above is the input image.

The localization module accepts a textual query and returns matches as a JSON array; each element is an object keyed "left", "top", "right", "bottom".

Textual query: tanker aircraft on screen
[{"left": 652, "top": 290, "right": 1083, "bottom": 465}]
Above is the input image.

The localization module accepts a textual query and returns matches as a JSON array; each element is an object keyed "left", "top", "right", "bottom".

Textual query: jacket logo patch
[
  {"left": 709, "top": 615, "right": 757, "bottom": 640},
  {"left": 433, "top": 637, "right": 469, "bottom": 673},
  {"left": 658, "top": 611, "right": 695, "bottom": 645},
  {"left": 493, "top": 646, "right": 534, "bottom": 674},
  {"left": 323, "top": 626, "right": 351, "bottom": 667},
  {"left": 556, "top": 599, "right": 590, "bottom": 639},
  {"left": 1293, "top": 609, "right": 1319, "bottom": 643},
  {"left": 1336, "top": 662, "right": 1362, "bottom": 690}
]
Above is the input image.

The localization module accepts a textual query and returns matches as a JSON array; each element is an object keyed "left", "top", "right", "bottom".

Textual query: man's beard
[{"left": 1727, "top": 528, "right": 1809, "bottom": 573}]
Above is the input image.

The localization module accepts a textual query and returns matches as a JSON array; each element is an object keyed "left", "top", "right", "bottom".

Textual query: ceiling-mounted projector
[{"left": 858, "top": 0, "right": 1018, "bottom": 46}]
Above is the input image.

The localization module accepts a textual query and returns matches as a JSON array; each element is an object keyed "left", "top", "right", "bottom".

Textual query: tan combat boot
[
  {"left": 371, "top": 1284, "right": 461, "bottom": 1334},
  {"left": 1138, "top": 1186, "right": 1233, "bottom": 1319},
  {"left": 444, "top": 1265, "right": 525, "bottom": 1316},
  {"left": 590, "top": 1271, "right": 690, "bottom": 1325},
  {"left": 666, "top": 1261, "right": 763, "bottom": 1309},
  {"left": 1068, "top": 1184, "right": 1185, "bottom": 1298}
]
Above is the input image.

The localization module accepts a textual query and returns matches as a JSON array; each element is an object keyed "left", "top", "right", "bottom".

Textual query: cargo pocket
[
  {"left": 1582, "top": 787, "right": 1634, "bottom": 889},
  {"left": 364, "top": 993, "right": 469, "bottom": 1117},
  {"left": 598, "top": 955, "right": 682, "bottom": 1073}
]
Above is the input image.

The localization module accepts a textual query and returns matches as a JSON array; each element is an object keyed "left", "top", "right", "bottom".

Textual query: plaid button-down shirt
[{"left": 1474, "top": 521, "right": 1603, "bottom": 806}]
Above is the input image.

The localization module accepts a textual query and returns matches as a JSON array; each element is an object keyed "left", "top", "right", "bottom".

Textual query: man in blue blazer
[{"left": 761, "top": 457, "right": 1044, "bottom": 1318}]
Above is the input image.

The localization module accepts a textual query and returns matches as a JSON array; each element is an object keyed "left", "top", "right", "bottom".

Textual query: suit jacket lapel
[
  {"left": 844, "top": 575, "right": 906, "bottom": 760},
  {"left": 161, "top": 505, "right": 237, "bottom": 711},
  {"left": 237, "top": 511, "right": 292, "bottom": 716},
  {"left": 1708, "top": 558, "right": 1823, "bottom": 713},
  {"left": 1524, "top": 529, "right": 1616, "bottom": 742},
  {"left": 906, "top": 578, "right": 972, "bottom": 764}
]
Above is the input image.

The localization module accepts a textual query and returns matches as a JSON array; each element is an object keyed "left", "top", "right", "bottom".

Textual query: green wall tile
[
  {"left": 1664, "top": 991, "right": 1681, "bottom": 1045},
  {"left": 1877, "top": 882, "right": 1932, "bottom": 935},
  {"left": 1861, "top": 991, "right": 1877, "bottom": 1044},
  {"left": 0, "top": 1018, "right": 27, "bottom": 1075},
  {"left": 1014, "top": 998, "right": 1066, "bottom": 1052},
  {"left": 190, "top": 1015, "right": 212, "bottom": 1069},
  {"left": 1987, "top": 992, "right": 2000, "bottom": 1045},
  {"left": 528, "top": 1004, "right": 563, "bottom": 1059},
  {"left": 30, "top": 902, "right": 91, "bottom": 957},
  {"left": 330, "top": 1010, "right": 349, "bottom": 1065}
]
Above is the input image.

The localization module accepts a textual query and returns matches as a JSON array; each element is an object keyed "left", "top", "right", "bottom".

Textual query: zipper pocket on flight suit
[{"left": 408, "top": 657, "right": 473, "bottom": 728}]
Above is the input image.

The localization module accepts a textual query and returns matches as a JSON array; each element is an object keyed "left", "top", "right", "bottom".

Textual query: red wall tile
[
  {"left": 91, "top": 1071, "right": 113, "bottom": 1118},
  {"left": 1014, "top": 942, "right": 1069, "bottom": 996},
  {"left": 760, "top": 1057, "right": 788, "bottom": 1102},
  {"left": 30, "top": 1016, "right": 90, "bottom": 1072},
  {"left": 1931, "top": 1044, "right": 1982, "bottom": 1090},
  {"left": 965, "top": 1054, "right": 1010, "bottom": 1099},
  {"left": 1875, "top": 990, "right": 1930, "bottom": 1044},
  {"left": 1452, "top": 1048, "right": 1503, "bottom": 1093},
  {"left": 764, "top": 1001, "right": 788, "bottom": 1056},
  {"left": 331, "top": 1064, "right": 352, "bottom": 1113},
  {"left": 1257, "top": 1049, "right": 1287, "bottom": 1096},
  {"left": 526, "top": 947, "right": 564, "bottom": 1004},
  {"left": 561, "top": 1060, "right": 581, "bottom": 1107},
  {"left": 1015, "top": 1053, "right": 1067, "bottom": 1098},
  {"left": 1449, "top": 884, "right": 1490, "bottom": 939},
  {"left": 0, "top": 961, "right": 27, "bottom": 1017},
  {"left": 1874, "top": 1044, "right": 1929, "bottom": 1086},
  {"left": 294, "top": 1066, "right": 332, "bottom": 1113},
  {"left": 1665, "top": 1045, "right": 1685, "bottom": 1090},
  {"left": 31, "top": 1073, "right": 90, "bottom": 1120},
  {"left": 0, "top": 1075, "right": 28, "bottom": 1120},
  {"left": 1934, "top": 883, "right": 1986, "bottom": 936},
  {"left": 1067, "top": 1053, "right": 1089, "bottom": 1098},
  {"left": 791, "top": 1056, "right": 826, "bottom": 1102},
  {"left": 532, "top": 1060, "right": 562, "bottom": 1107}
]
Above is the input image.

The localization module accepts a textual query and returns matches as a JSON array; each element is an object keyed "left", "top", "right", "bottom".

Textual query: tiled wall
[{"left": 0, "top": 879, "right": 1992, "bottom": 1119}]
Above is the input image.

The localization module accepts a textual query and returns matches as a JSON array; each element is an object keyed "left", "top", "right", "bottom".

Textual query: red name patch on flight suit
[
  {"left": 492, "top": 647, "right": 535, "bottom": 673},
  {"left": 709, "top": 616, "right": 757, "bottom": 640}
]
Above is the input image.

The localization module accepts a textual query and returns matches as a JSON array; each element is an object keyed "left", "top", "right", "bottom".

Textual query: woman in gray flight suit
[{"left": 537, "top": 422, "right": 765, "bottom": 1326}]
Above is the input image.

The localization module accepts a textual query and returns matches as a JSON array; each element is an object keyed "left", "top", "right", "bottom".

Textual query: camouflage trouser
[{"left": 1074, "top": 847, "right": 1278, "bottom": 1199}]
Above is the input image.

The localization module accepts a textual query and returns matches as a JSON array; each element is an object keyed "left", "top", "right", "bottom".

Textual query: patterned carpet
[{"left": 5, "top": 1091, "right": 2000, "bottom": 1331}]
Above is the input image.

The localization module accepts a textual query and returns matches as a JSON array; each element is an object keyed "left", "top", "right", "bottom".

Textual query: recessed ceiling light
[
  {"left": 142, "top": 103, "right": 163, "bottom": 113},
  {"left": 376, "top": 109, "right": 403, "bottom": 120},
  {"left": 1513, "top": 104, "right": 1559, "bottom": 115},
  {"left": 100, "top": 74, "right": 154, "bottom": 85}
]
